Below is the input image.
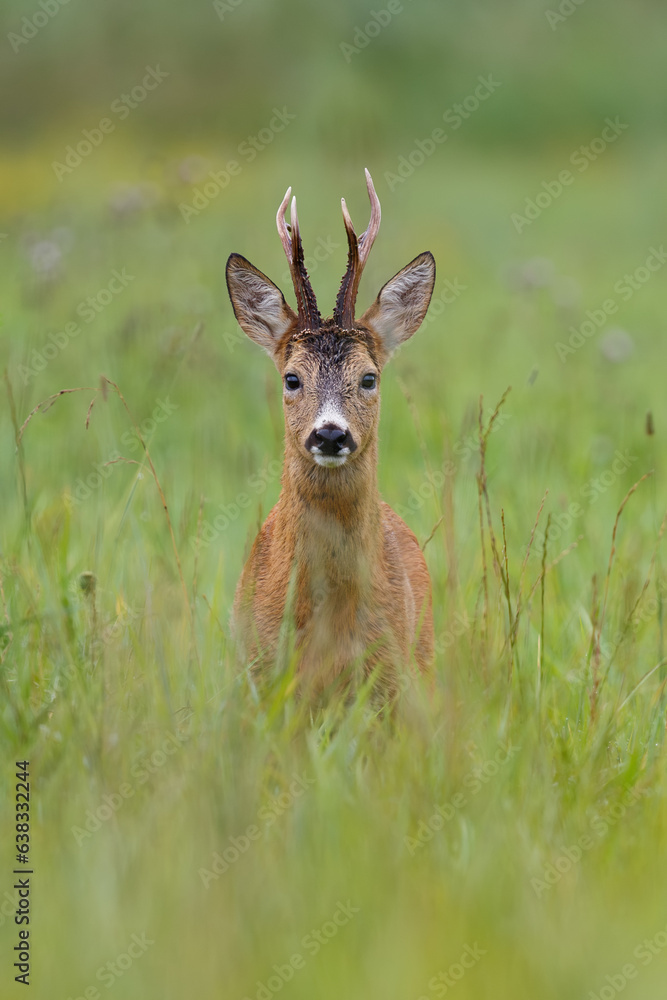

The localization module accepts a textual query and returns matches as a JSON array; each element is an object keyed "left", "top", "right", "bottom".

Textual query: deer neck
[{"left": 280, "top": 436, "right": 383, "bottom": 590}]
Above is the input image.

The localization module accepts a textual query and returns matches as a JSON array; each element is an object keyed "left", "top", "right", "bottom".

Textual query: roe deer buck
[{"left": 226, "top": 169, "right": 435, "bottom": 697}]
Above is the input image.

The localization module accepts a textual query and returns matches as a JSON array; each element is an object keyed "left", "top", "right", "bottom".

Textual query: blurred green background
[
  {"left": 2, "top": 2, "right": 667, "bottom": 999},
  {"left": 2, "top": 0, "right": 667, "bottom": 146}
]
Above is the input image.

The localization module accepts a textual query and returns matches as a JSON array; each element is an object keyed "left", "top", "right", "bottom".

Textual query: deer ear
[
  {"left": 359, "top": 252, "right": 435, "bottom": 355},
  {"left": 226, "top": 253, "right": 297, "bottom": 357}
]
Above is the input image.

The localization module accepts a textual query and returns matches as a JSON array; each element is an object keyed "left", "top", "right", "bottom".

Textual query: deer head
[{"left": 226, "top": 169, "right": 435, "bottom": 470}]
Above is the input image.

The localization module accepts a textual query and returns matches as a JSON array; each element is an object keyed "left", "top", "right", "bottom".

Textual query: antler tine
[
  {"left": 359, "top": 167, "right": 381, "bottom": 263},
  {"left": 334, "top": 168, "right": 382, "bottom": 328},
  {"left": 275, "top": 187, "right": 321, "bottom": 331},
  {"left": 276, "top": 186, "right": 293, "bottom": 259},
  {"left": 340, "top": 196, "right": 356, "bottom": 245}
]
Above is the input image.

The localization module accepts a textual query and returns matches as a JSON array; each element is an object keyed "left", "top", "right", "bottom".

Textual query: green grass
[{"left": 2, "top": 139, "right": 667, "bottom": 999}]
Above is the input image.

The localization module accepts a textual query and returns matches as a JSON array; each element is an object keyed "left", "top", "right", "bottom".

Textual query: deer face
[
  {"left": 225, "top": 171, "right": 435, "bottom": 471},
  {"left": 280, "top": 327, "right": 380, "bottom": 468}
]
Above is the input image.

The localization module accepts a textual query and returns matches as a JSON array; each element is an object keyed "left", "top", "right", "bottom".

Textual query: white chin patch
[{"left": 313, "top": 454, "right": 348, "bottom": 468}]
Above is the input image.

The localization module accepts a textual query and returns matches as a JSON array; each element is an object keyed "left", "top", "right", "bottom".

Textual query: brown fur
[
  {"left": 226, "top": 199, "right": 436, "bottom": 698},
  {"left": 233, "top": 393, "right": 434, "bottom": 695}
]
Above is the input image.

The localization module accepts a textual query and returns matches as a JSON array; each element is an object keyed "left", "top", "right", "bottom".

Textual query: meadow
[
  {"left": 1, "top": 137, "right": 665, "bottom": 999},
  {"left": 2, "top": 2, "right": 667, "bottom": 993}
]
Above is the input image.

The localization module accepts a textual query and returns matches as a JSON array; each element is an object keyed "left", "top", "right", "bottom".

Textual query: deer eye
[
  {"left": 284, "top": 373, "right": 301, "bottom": 390},
  {"left": 361, "top": 373, "right": 377, "bottom": 390}
]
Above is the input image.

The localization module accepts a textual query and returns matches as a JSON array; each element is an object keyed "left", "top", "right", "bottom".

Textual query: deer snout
[{"left": 306, "top": 423, "right": 356, "bottom": 457}]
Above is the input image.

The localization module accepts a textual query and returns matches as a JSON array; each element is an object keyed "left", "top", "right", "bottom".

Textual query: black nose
[{"left": 306, "top": 423, "right": 353, "bottom": 456}]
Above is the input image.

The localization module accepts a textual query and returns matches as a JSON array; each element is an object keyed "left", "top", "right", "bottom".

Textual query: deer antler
[
  {"left": 333, "top": 168, "right": 382, "bottom": 329},
  {"left": 276, "top": 187, "right": 321, "bottom": 331}
]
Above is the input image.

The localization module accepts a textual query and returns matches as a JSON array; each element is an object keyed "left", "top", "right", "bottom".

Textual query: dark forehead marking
[{"left": 283, "top": 322, "right": 380, "bottom": 368}]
